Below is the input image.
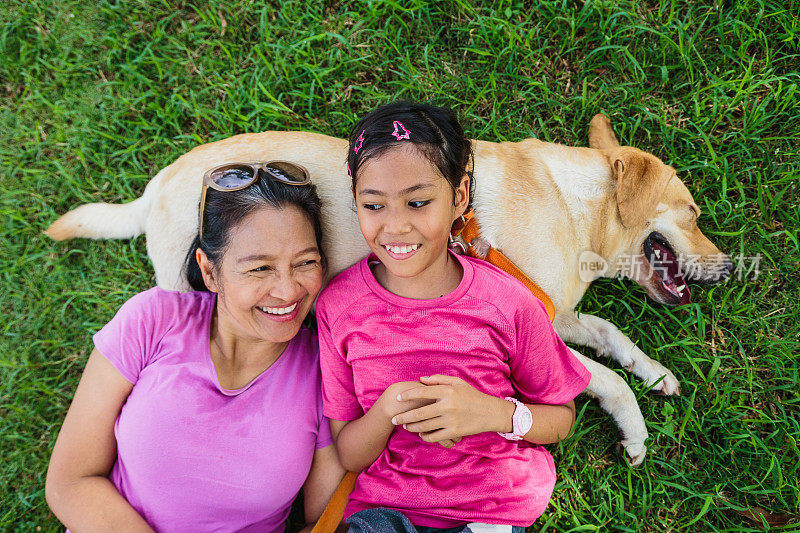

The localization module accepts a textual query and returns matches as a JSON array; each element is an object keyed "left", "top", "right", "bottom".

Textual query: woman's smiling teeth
[
  {"left": 257, "top": 302, "right": 298, "bottom": 315},
  {"left": 384, "top": 244, "right": 420, "bottom": 255}
]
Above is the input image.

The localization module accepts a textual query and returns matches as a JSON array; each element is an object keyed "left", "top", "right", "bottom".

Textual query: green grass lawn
[{"left": 2, "top": 0, "right": 798, "bottom": 530}]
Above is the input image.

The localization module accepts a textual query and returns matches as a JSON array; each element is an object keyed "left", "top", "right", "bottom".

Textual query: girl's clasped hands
[{"left": 383, "top": 375, "right": 514, "bottom": 448}]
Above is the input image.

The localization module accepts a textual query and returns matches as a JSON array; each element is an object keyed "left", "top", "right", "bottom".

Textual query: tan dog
[{"left": 46, "top": 114, "right": 732, "bottom": 465}]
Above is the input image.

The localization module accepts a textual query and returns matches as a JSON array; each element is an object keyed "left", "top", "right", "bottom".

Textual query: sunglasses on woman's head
[{"left": 198, "top": 161, "right": 312, "bottom": 236}]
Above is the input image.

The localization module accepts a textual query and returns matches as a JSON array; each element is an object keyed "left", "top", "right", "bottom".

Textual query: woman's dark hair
[
  {"left": 346, "top": 101, "right": 474, "bottom": 206},
  {"left": 184, "top": 173, "right": 326, "bottom": 292}
]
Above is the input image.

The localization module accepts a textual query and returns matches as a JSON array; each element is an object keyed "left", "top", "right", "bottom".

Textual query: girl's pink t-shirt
[
  {"left": 318, "top": 253, "right": 591, "bottom": 528},
  {"left": 92, "top": 287, "right": 332, "bottom": 532}
]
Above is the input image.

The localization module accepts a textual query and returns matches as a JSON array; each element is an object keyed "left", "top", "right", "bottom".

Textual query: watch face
[{"left": 517, "top": 408, "right": 533, "bottom": 434}]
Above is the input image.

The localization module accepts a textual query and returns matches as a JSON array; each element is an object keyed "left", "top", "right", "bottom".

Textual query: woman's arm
[
  {"left": 392, "top": 374, "right": 578, "bottom": 445},
  {"left": 297, "top": 444, "right": 346, "bottom": 533},
  {"left": 45, "top": 349, "right": 154, "bottom": 532}
]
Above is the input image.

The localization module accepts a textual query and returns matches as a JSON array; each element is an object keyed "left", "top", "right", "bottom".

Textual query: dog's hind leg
[
  {"left": 555, "top": 312, "right": 681, "bottom": 396},
  {"left": 570, "top": 348, "right": 648, "bottom": 466}
]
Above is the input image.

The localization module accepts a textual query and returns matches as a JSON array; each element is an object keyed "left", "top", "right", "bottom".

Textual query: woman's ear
[
  {"left": 196, "top": 248, "right": 219, "bottom": 293},
  {"left": 453, "top": 174, "right": 470, "bottom": 219}
]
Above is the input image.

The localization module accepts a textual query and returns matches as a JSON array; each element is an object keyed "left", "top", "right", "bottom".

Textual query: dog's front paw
[
  {"left": 617, "top": 440, "right": 647, "bottom": 467},
  {"left": 630, "top": 356, "right": 681, "bottom": 396},
  {"left": 652, "top": 368, "right": 681, "bottom": 396}
]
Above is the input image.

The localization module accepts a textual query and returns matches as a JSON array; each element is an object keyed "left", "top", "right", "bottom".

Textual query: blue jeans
[{"left": 346, "top": 508, "right": 526, "bottom": 533}]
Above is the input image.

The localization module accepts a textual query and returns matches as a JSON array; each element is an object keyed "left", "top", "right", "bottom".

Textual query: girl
[{"left": 317, "top": 102, "right": 591, "bottom": 532}]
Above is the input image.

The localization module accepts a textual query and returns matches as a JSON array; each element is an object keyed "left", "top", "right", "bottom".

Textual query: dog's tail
[{"left": 45, "top": 170, "right": 162, "bottom": 241}]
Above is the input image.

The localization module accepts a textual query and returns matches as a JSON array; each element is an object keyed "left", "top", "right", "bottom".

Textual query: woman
[{"left": 46, "top": 161, "right": 344, "bottom": 532}]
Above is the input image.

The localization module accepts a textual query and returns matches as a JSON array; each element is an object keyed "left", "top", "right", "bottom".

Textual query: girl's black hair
[
  {"left": 346, "top": 101, "right": 474, "bottom": 205},
  {"left": 184, "top": 173, "right": 326, "bottom": 292}
]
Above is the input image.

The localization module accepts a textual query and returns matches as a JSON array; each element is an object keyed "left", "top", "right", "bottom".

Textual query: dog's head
[{"left": 589, "top": 114, "right": 733, "bottom": 305}]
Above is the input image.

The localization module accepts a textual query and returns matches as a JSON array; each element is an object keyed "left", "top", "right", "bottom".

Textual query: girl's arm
[
  {"left": 392, "top": 374, "right": 577, "bottom": 445},
  {"left": 45, "top": 349, "right": 154, "bottom": 532},
  {"left": 498, "top": 397, "right": 577, "bottom": 444},
  {"left": 329, "top": 381, "right": 416, "bottom": 472},
  {"left": 330, "top": 381, "right": 453, "bottom": 472},
  {"left": 298, "top": 444, "right": 346, "bottom": 533}
]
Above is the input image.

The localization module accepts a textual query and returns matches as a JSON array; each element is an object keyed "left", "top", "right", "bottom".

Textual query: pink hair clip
[
  {"left": 354, "top": 130, "right": 365, "bottom": 154},
  {"left": 346, "top": 161, "right": 352, "bottom": 179},
  {"left": 392, "top": 121, "right": 411, "bottom": 141}
]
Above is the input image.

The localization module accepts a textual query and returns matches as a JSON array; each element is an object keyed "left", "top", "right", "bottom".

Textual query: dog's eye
[{"left": 688, "top": 205, "right": 700, "bottom": 219}]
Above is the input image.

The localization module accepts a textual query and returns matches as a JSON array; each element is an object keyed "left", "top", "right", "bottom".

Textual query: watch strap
[{"left": 497, "top": 396, "right": 533, "bottom": 441}]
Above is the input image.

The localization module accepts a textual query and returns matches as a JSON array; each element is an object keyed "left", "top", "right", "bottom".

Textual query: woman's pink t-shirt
[
  {"left": 317, "top": 253, "right": 591, "bottom": 528},
  {"left": 92, "top": 287, "right": 332, "bottom": 532}
]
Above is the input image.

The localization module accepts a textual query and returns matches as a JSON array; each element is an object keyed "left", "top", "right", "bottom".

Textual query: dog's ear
[
  {"left": 589, "top": 114, "right": 621, "bottom": 149},
  {"left": 611, "top": 147, "right": 672, "bottom": 228}
]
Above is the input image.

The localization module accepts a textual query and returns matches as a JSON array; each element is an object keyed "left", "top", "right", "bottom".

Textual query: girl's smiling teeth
[
  {"left": 256, "top": 302, "right": 299, "bottom": 315},
  {"left": 383, "top": 243, "right": 420, "bottom": 255}
]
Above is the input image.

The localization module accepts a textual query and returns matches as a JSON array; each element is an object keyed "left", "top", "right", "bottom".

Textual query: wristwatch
[{"left": 497, "top": 397, "right": 533, "bottom": 441}]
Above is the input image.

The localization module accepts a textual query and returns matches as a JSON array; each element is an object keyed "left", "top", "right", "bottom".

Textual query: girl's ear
[
  {"left": 196, "top": 248, "right": 220, "bottom": 293},
  {"left": 453, "top": 174, "right": 470, "bottom": 219}
]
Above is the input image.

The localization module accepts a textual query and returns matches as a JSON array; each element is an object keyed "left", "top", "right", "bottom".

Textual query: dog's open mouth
[{"left": 642, "top": 232, "right": 691, "bottom": 305}]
